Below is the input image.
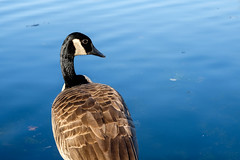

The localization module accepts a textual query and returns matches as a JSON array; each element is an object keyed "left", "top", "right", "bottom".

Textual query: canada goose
[{"left": 52, "top": 32, "right": 139, "bottom": 160}]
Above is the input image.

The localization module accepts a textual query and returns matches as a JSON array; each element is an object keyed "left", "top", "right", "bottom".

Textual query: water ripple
[{"left": 1, "top": 0, "right": 240, "bottom": 159}]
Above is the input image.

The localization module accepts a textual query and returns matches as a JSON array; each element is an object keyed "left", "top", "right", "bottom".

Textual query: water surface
[{"left": 1, "top": 0, "right": 240, "bottom": 159}]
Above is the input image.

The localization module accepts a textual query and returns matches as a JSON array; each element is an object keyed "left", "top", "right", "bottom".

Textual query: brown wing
[{"left": 52, "top": 83, "right": 138, "bottom": 160}]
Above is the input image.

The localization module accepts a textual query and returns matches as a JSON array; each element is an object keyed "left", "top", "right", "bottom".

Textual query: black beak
[{"left": 89, "top": 44, "right": 105, "bottom": 58}]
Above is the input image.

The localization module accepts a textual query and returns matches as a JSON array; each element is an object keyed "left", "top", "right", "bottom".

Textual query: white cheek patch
[{"left": 72, "top": 39, "right": 87, "bottom": 56}]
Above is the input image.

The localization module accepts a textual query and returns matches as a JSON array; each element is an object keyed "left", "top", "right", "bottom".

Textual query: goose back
[{"left": 52, "top": 83, "right": 138, "bottom": 160}]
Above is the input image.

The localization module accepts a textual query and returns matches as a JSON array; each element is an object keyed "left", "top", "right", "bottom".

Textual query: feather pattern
[{"left": 52, "top": 83, "right": 138, "bottom": 160}]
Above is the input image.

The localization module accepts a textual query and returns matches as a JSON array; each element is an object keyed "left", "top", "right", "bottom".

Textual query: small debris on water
[
  {"left": 26, "top": 24, "right": 40, "bottom": 27},
  {"left": 186, "top": 90, "right": 191, "bottom": 94},
  {"left": 28, "top": 126, "right": 38, "bottom": 131},
  {"left": 181, "top": 51, "right": 186, "bottom": 54},
  {"left": 45, "top": 146, "right": 52, "bottom": 149},
  {"left": 201, "top": 133, "right": 208, "bottom": 137},
  {"left": 170, "top": 78, "right": 177, "bottom": 82}
]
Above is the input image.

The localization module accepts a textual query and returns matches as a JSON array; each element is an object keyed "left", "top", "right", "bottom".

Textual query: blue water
[{"left": 1, "top": 0, "right": 240, "bottom": 159}]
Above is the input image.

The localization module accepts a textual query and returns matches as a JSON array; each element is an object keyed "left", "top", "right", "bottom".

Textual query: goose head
[
  {"left": 61, "top": 32, "right": 105, "bottom": 58},
  {"left": 60, "top": 32, "right": 105, "bottom": 89}
]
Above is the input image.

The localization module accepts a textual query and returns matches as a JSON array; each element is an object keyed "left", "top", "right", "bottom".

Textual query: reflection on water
[{"left": 1, "top": 0, "right": 240, "bottom": 159}]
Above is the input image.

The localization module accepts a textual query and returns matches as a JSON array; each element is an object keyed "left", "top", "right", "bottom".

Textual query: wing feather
[{"left": 52, "top": 83, "right": 138, "bottom": 160}]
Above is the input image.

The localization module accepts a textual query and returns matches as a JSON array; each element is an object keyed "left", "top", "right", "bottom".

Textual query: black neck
[
  {"left": 60, "top": 45, "right": 77, "bottom": 88},
  {"left": 60, "top": 40, "right": 90, "bottom": 88}
]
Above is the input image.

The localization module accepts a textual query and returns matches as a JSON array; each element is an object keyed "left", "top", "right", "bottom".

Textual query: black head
[{"left": 61, "top": 32, "right": 105, "bottom": 58}]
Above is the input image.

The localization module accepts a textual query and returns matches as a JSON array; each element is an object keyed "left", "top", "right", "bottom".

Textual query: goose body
[{"left": 52, "top": 32, "right": 138, "bottom": 160}]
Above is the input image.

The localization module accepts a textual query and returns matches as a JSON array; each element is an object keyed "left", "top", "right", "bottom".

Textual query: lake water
[{"left": 1, "top": 0, "right": 240, "bottom": 159}]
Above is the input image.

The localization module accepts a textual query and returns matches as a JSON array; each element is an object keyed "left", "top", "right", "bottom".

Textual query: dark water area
[{"left": 1, "top": 0, "right": 240, "bottom": 159}]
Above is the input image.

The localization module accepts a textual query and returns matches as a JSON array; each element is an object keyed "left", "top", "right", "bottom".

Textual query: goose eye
[{"left": 81, "top": 39, "right": 88, "bottom": 44}]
